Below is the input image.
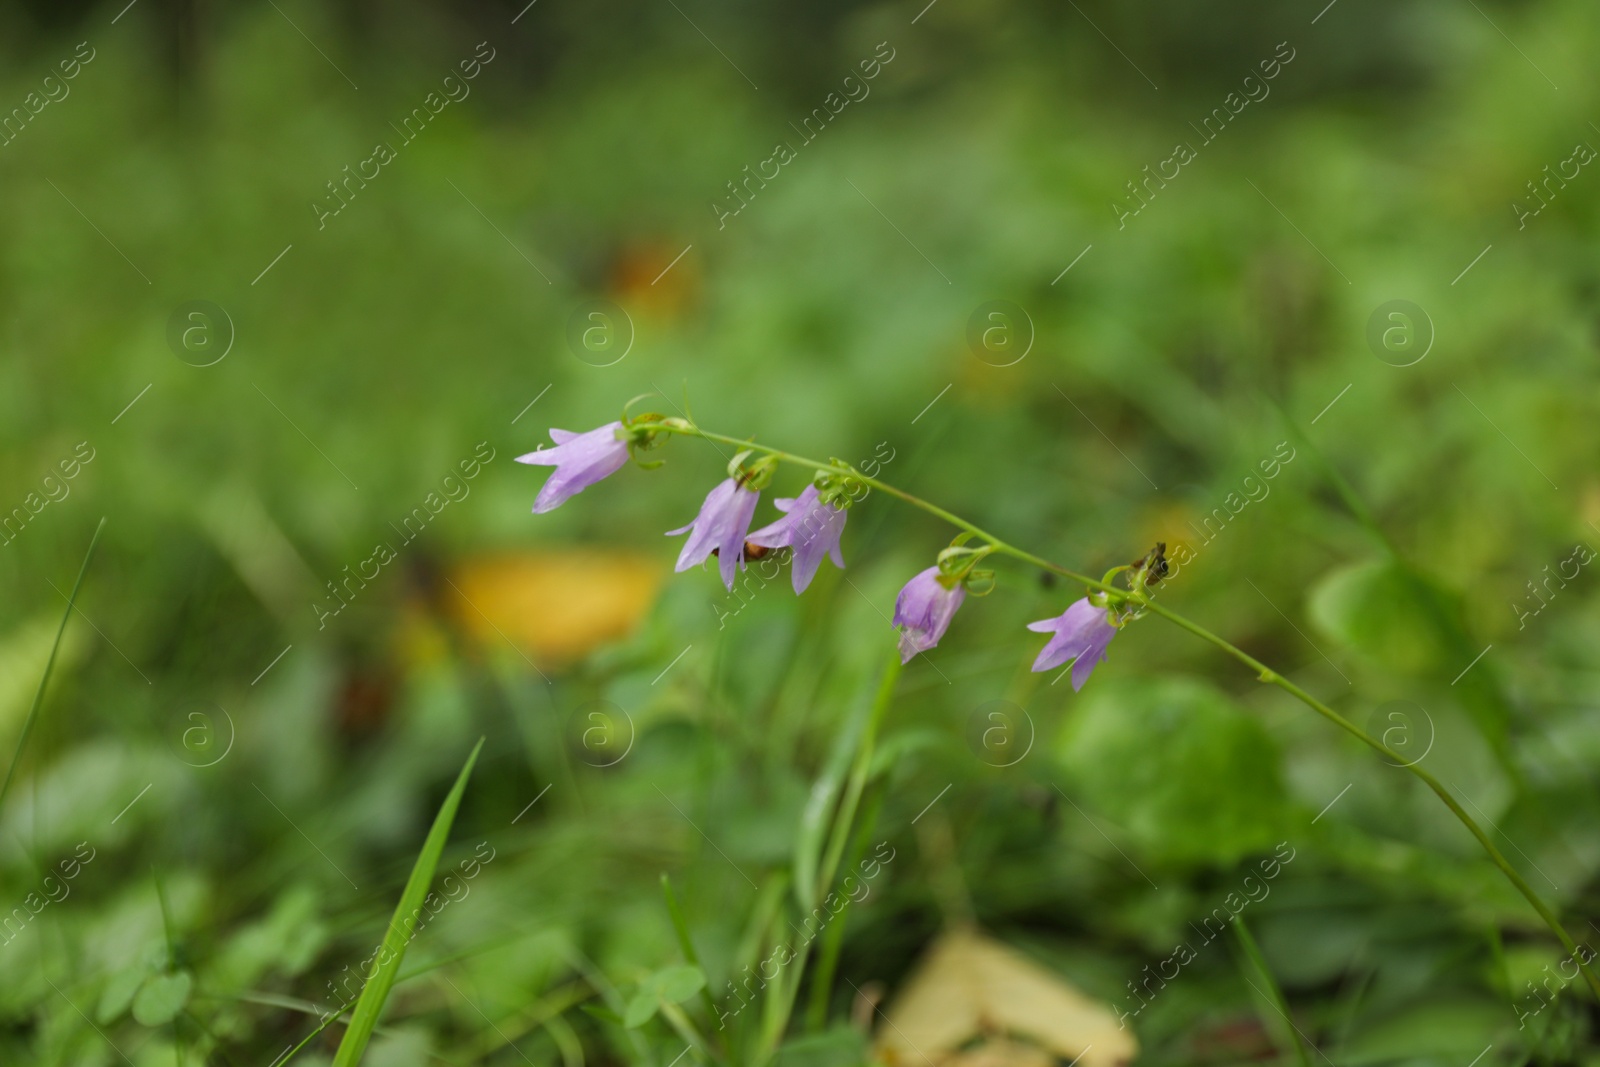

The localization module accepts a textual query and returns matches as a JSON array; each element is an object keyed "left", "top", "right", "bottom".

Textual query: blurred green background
[{"left": 2, "top": 0, "right": 1599, "bottom": 1062}]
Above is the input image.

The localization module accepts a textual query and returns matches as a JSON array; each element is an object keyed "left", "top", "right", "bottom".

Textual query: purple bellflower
[
  {"left": 1028, "top": 597, "right": 1118, "bottom": 690},
  {"left": 668, "top": 478, "right": 760, "bottom": 591},
  {"left": 516, "top": 422, "right": 630, "bottom": 514},
  {"left": 746, "top": 485, "right": 847, "bottom": 594},
  {"left": 893, "top": 566, "right": 967, "bottom": 664}
]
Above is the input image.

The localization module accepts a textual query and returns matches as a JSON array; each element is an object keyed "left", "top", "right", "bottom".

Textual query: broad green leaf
[
  {"left": 95, "top": 967, "right": 146, "bottom": 1025},
  {"left": 216, "top": 883, "right": 326, "bottom": 990},
  {"left": 774, "top": 1026, "right": 869, "bottom": 1067},
  {"left": 1309, "top": 558, "right": 1514, "bottom": 761},
  {"left": 1307, "top": 559, "right": 1451, "bottom": 674},
  {"left": 131, "top": 970, "right": 192, "bottom": 1026},
  {"left": 623, "top": 991, "right": 659, "bottom": 1028},
  {"left": 654, "top": 964, "right": 706, "bottom": 1004},
  {"left": 140, "top": 941, "right": 171, "bottom": 972},
  {"left": 1339, "top": 996, "right": 1505, "bottom": 1064},
  {"left": 624, "top": 964, "right": 706, "bottom": 1028},
  {"left": 1057, "top": 676, "right": 1285, "bottom": 866},
  {"left": 331, "top": 737, "right": 484, "bottom": 1067}
]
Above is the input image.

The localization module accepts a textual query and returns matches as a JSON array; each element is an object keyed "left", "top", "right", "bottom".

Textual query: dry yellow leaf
[
  {"left": 446, "top": 551, "right": 664, "bottom": 664},
  {"left": 610, "top": 240, "right": 699, "bottom": 320},
  {"left": 877, "top": 928, "right": 1136, "bottom": 1067},
  {"left": 944, "top": 1038, "right": 1056, "bottom": 1067}
]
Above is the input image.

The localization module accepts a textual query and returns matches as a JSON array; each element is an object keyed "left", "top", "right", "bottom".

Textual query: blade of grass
[
  {"left": 154, "top": 866, "right": 177, "bottom": 961},
  {"left": 661, "top": 873, "right": 723, "bottom": 1041},
  {"left": 0, "top": 516, "right": 105, "bottom": 814},
  {"left": 251, "top": 940, "right": 535, "bottom": 1067},
  {"left": 763, "top": 653, "right": 898, "bottom": 1061},
  {"left": 331, "top": 736, "right": 485, "bottom": 1067},
  {"left": 804, "top": 788, "right": 884, "bottom": 1031},
  {"left": 1232, "top": 914, "right": 1311, "bottom": 1067},
  {"left": 269, "top": 1000, "right": 352, "bottom": 1067}
]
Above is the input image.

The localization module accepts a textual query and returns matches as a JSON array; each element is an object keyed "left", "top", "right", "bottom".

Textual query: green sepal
[
  {"left": 813, "top": 464, "right": 863, "bottom": 509},
  {"left": 937, "top": 542, "right": 992, "bottom": 577},
  {"left": 621, "top": 393, "right": 660, "bottom": 424},
  {"left": 617, "top": 415, "right": 680, "bottom": 457},
  {"left": 964, "top": 569, "right": 997, "bottom": 596},
  {"left": 730, "top": 451, "right": 778, "bottom": 490}
]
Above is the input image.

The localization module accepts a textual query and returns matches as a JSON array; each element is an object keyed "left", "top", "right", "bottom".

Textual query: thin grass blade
[
  {"left": 331, "top": 736, "right": 485, "bottom": 1067},
  {"left": 0, "top": 516, "right": 105, "bottom": 813},
  {"left": 1232, "top": 914, "right": 1312, "bottom": 1067},
  {"left": 661, "top": 873, "right": 723, "bottom": 1033}
]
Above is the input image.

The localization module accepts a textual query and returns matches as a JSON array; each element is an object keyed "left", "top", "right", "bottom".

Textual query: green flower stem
[
  {"left": 658, "top": 423, "right": 1600, "bottom": 1004},
  {"left": 1142, "top": 597, "right": 1600, "bottom": 1002}
]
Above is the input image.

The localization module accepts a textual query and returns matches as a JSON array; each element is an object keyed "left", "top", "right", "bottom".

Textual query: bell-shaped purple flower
[
  {"left": 1028, "top": 597, "right": 1118, "bottom": 691},
  {"left": 516, "top": 422, "right": 630, "bottom": 514},
  {"left": 668, "top": 478, "right": 760, "bottom": 591},
  {"left": 747, "top": 485, "right": 847, "bottom": 594},
  {"left": 893, "top": 566, "right": 966, "bottom": 664}
]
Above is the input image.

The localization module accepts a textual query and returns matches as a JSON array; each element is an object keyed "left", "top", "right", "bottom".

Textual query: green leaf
[
  {"left": 1307, "top": 559, "right": 1451, "bottom": 673},
  {"left": 624, "top": 964, "right": 706, "bottom": 1028},
  {"left": 793, "top": 689, "right": 873, "bottom": 910},
  {"left": 654, "top": 964, "right": 706, "bottom": 1005},
  {"left": 1056, "top": 676, "right": 1285, "bottom": 866},
  {"left": 215, "top": 883, "right": 327, "bottom": 990},
  {"left": 660, "top": 874, "right": 721, "bottom": 1025},
  {"left": 774, "top": 1027, "right": 869, "bottom": 1067},
  {"left": 867, "top": 727, "right": 943, "bottom": 779},
  {"left": 1309, "top": 558, "right": 1514, "bottom": 763},
  {"left": 139, "top": 941, "right": 171, "bottom": 972},
  {"left": 623, "top": 991, "right": 659, "bottom": 1029},
  {"left": 131, "top": 970, "right": 192, "bottom": 1027},
  {"left": 95, "top": 967, "right": 146, "bottom": 1025},
  {"left": 1232, "top": 917, "right": 1310, "bottom": 1067},
  {"left": 331, "top": 737, "right": 484, "bottom": 1067},
  {"left": 1340, "top": 996, "right": 1505, "bottom": 1063}
]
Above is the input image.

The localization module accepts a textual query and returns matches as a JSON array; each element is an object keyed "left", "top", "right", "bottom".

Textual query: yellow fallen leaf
[
  {"left": 610, "top": 240, "right": 699, "bottom": 320},
  {"left": 877, "top": 928, "right": 1136, "bottom": 1067},
  {"left": 944, "top": 1038, "right": 1055, "bottom": 1067},
  {"left": 446, "top": 551, "right": 664, "bottom": 664}
]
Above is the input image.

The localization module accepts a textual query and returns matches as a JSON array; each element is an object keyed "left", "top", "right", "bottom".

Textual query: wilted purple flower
[
  {"left": 516, "top": 422, "right": 629, "bottom": 514},
  {"left": 747, "top": 485, "right": 847, "bottom": 594},
  {"left": 893, "top": 566, "right": 966, "bottom": 664},
  {"left": 668, "top": 478, "right": 760, "bottom": 591},
  {"left": 1028, "top": 598, "right": 1118, "bottom": 691}
]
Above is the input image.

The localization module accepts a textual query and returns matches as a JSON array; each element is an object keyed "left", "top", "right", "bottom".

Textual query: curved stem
[
  {"left": 656, "top": 422, "right": 1600, "bottom": 1003},
  {"left": 1140, "top": 598, "right": 1600, "bottom": 1000},
  {"left": 668, "top": 427, "right": 1122, "bottom": 597}
]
